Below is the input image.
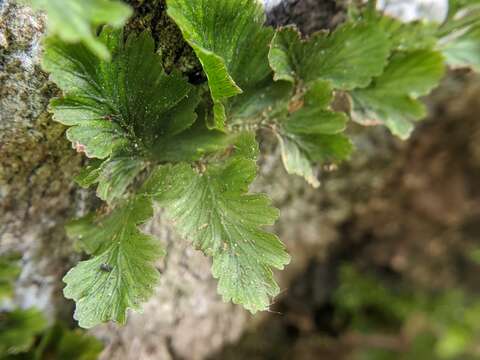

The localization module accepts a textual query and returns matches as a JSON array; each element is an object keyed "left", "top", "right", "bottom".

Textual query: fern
[
  {"left": 63, "top": 197, "right": 163, "bottom": 328},
  {"left": 166, "top": 0, "right": 274, "bottom": 129},
  {"left": 141, "top": 133, "right": 289, "bottom": 312},
  {"left": 351, "top": 50, "right": 445, "bottom": 139},
  {"left": 43, "top": 27, "right": 226, "bottom": 203},
  {"left": 269, "top": 22, "right": 390, "bottom": 89},
  {"left": 275, "top": 80, "right": 351, "bottom": 187},
  {"left": 25, "top": 0, "right": 480, "bottom": 328}
]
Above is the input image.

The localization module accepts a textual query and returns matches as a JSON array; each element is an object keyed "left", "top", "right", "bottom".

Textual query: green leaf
[
  {"left": 0, "top": 253, "right": 21, "bottom": 301},
  {"left": 232, "top": 131, "right": 261, "bottom": 160},
  {"left": 442, "top": 0, "right": 480, "bottom": 33},
  {"left": 277, "top": 135, "right": 320, "bottom": 188},
  {"left": 63, "top": 197, "right": 164, "bottom": 328},
  {"left": 436, "top": 325, "right": 473, "bottom": 358},
  {"left": 44, "top": 28, "right": 227, "bottom": 201},
  {"left": 95, "top": 155, "right": 146, "bottom": 204},
  {"left": 438, "top": 0, "right": 480, "bottom": 73},
  {"left": 268, "top": 22, "right": 390, "bottom": 90},
  {"left": 372, "top": 14, "right": 438, "bottom": 51},
  {"left": 33, "top": 323, "right": 103, "bottom": 360},
  {"left": 43, "top": 28, "right": 195, "bottom": 159},
  {"left": 55, "top": 329, "right": 104, "bottom": 360},
  {"left": 152, "top": 118, "right": 233, "bottom": 163},
  {"left": 447, "top": 0, "right": 480, "bottom": 19},
  {"left": 167, "top": 0, "right": 274, "bottom": 129},
  {"left": 142, "top": 141, "right": 290, "bottom": 313},
  {"left": 0, "top": 308, "right": 47, "bottom": 356},
  {"left": 276, "top": 81, "right": 351, "bottom": 186},
  {"left": 19, "top": 0, "right": 131, "bottom": 59},
  {"left": 227, "top": 78, "right": 293, "bottom": 126},
  {"left": 63, "top": 120, "right": 129, "bottom": 159},
  {"left": 283, "top": 104, "right": 347, "bottom": 136},
  {"left": 351, "top": 50, "right": 445, "bottom": 139},
  {"left": 74, "top": 154, "right": 146, "bottom": 205},
  {"left": 65, "top": 214, "right": 98, "bottom": 254},
  {"left": 278, "top": 133, "right": 352, "bottom": 186},
  {"left": 74, "top": 160, "right": 104, "bottom": 189},
  {"left": 442, "top": 26, "right": 480, "bottom": 71}
]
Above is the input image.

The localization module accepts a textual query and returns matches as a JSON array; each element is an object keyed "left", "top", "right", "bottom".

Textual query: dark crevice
[{"left": 266, "top": 0, "right": 346, "bottom": 35}]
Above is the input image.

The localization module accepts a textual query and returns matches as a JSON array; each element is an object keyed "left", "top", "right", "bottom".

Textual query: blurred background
[{"left": 213, "top": 71, "right": 480, "bottom": 360}]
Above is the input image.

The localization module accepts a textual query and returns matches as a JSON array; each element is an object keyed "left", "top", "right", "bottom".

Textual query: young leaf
[
  {"left": 277, "top": 81, "right": 351, "bottom": 187},
  {"left": 142, "top": 137, "right": 290, "bottom": 313},
  {"left": 43, "top": 28, "right": 226, "bottom": 201},
  {"left": 152, "top": 124, "right": 231, "bottom": 162},
  {"left": 278, "top": 134, "right": 352, "bottom": 186},
  {"left": 95, "top": 155, "right": 146, "bottom": 204},
  {"left": 73, "top": 156, "right": 145, "bottom": 205},
  {"left": 43, "top": 28, "right": 194, "bottom": 159},
  {"left": 277, "top": 135, "right": 320, "bottom": 188},
  {"left": 167, "top": 0, "right": 274, "bottom": 129},
  {"left": 63, "top": 197, "right": 164, "bottom": 328},
  {"left": 268, "top": 23, "right": 390, "bottom": 90},
  {"left": 19, "top": 0, "right": 131, "bottom": 59},
  {"left": 226, "top": 80, "right": 292, "bottom": 125},
  {"left": 351, "top": 50, "right": 445, "bottom": 139},
  {"left": 74, "top": 160, "right": 104, "bottom": 189}
]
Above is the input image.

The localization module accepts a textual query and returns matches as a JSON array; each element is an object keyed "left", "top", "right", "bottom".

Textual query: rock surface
[{"left": 0, "top": 0, "right": 84, "bottom": 320}]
